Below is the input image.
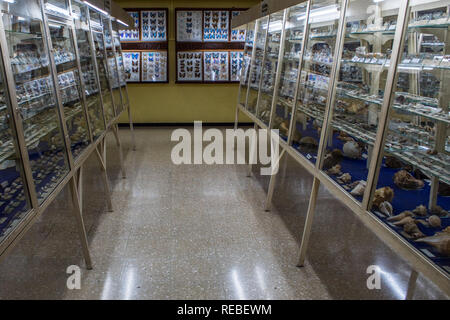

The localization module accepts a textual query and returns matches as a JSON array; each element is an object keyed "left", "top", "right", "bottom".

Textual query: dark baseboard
[{"left": 117, "top": 122, "right": 254, "bottom": 128}]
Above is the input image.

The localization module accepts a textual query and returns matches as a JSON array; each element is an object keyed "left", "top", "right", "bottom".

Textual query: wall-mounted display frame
[
  {"left": 234, "top": 0, "right": 450, "bottom": 296},
  {"left": 119, "top": 8, "right": 169, "bottom": 83},
  {"left": 175, "top": 8, "right": 247, "bottom": 84},
  {"left": 177, "top": 51, "right": 203, "bottom": 82},
  {"left": 119, "top": 11, "right": 139, "bottom": 41}
]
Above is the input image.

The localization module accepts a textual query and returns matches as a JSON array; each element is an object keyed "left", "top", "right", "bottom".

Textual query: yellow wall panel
[{"left": 116, "top": 0, "right": 258, "bottom": 123}]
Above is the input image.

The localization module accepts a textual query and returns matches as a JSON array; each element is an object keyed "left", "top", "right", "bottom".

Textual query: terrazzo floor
[{"left": 0, "top": 127, "right": 447, "bottom": 299}]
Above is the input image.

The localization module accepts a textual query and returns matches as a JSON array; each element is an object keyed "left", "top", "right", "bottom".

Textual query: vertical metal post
[
  {"left": 362, "top": 0, "right": 411, "bottom": 210},
  {"left": 95, "top": 138, "right": 113, "bottom": 212},
  {"left": 297, "top": 177, "right": 320, "bottom": 267}
]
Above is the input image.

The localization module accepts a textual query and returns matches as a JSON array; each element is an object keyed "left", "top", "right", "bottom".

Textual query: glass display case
[
  {"left": 111, "top": 20, "right": 129, "bottom": 110},
  {"left": 291, "top": 0, "right": 342, "bottom": 165},
  {"left": 256, "top": 11, "right": 284, "bottom": 126},
  {"left": 271, "top": 3, "right": 308, "bottom": 142},
  {"left": 235, "top": 0, "right": 450, "bottom": 288},
  {"left": 237, "top": 22, "right": 255, "bottom": 108},
  {"left": 246, "top": 16, "right": 269, "bottom": 114},
  {"left": 2, "top": 0, "right": 70, "bottom": 204},
  {"left": 89, "top": 9, "right": 115, "bottom": 125},
  {"left": 71, "top": 0, "right": 106, "bottom": 140},
  {"left": 103, "top": 16, "right": 122, "bottom": 117},
  {"left": 46, "top": 14, "right": 91, "bottom": 160},
  {"left": 0, "top": 51, "right": 31, "bottom": 242}
]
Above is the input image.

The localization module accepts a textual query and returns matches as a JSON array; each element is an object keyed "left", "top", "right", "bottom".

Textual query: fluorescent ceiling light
[
  {"left": 83, "top": 1, "right": 108, "bottom": 16},
  {"left": 373, "top": 0, "right": 384, "bottom": 3},
  {"left": 45, "top": 3, "right": 69, "bottom": 16},
  {"left": 116, "top": 19, "right": 128, "bottom": 27},
  {"left": 297, "top": 4, "right": 339, "bottom": 22},
  {"left": 1, "top": 0, "right": 15, "bottom": 3}
]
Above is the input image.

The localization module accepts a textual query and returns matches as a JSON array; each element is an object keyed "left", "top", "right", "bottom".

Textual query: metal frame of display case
[
  {"left": 0, "top": 0, "right": 135, "bottom": 270},
  {"left": 233, "top": 0, "right": 450, "bottom": 295}
]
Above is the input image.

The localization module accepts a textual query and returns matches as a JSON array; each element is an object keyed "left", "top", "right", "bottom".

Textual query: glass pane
[
  {"left": 92, "top": 29, "right": 114, "bottom": 124},
  {"left": 72, "top": 1, "right": 105, "bottom": 140},
  {"left": 238, "top": 22, "right": 255, "bottom": 106},
  {"left": 246, "top": 16, "right": 269, "bottom": 114},
  {"left": 321, "top": 0, "right": 400, "bottom": 203},
  {"left": 2, "top": 0, "right": 70, "bottom": 204},
  {"left": 48, "top": 21, "right": 90, "bottom": 160},
  {"left": 112, "top": 21, "right": 128, "bottom": 108},
  {"left": 103, "top": 17, "right": 122, "bottom": 117},
  {"left": 272, "top": 3, "right": 308, "bottom": 142},
  {"left": 44, "top": 0, "right": 70, "bottom": 18},
  {"left": 291, "top": 0, "right": 342, "bottom": 165},
  {"left": 369, "top": 4, "right": 450, "bottom": 275},
  {"left": 256, "top": 11, "right": 284, "bottom": 126},
  {"left": 0, "top": 62, "right": 31, "bottom": 242}
]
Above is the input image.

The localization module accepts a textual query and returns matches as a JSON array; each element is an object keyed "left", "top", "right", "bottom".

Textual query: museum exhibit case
[
  {"left": 233, "top": 0, "right": 450, "bottom": 295},
  {"left": 237, "top": 21, "right": 255, "bottom": 111},
  {"left": 0, "top": 0, "right": 134, "bottom": 270}
]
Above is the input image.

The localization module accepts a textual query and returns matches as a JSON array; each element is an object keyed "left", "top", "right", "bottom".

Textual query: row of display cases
[
  {"left": 235, "top": 0, "right": 450, "bottom": 293},
  {"left": 0, "top": 0, "right": 132, "bottom": 258}
]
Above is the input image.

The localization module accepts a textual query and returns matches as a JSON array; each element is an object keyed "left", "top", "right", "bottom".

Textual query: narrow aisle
[{"left": 0, "top": 128, "right": 447, "bottom": 299}]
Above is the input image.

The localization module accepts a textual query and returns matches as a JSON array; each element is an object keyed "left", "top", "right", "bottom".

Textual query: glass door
[
  {"left": 71, "top": 0, "right": 105, "bottom": 140},
  {"left": 238, "top": 22, "right": 255, "bottom": 107},
  {"left": 256, "top": 10, "right": 284, "bottom": 126},
  {"left": 46, "top": 18, "right": 91, "bottom": 160},
  {"left": 0, "top": 53, "right": 32, "bottom": 242},
  {"left": 272, "top": 3, "right": 308, "bottom": 142},
  {"left": 246, "top": 16, "right": 269, "bottom": 114},
  {"left": 1, "top": 0, "right": 70, "bottom": 204},
  {"left": 89, "top": 9, "right": 114, "bottom": 125},
  {"left": 112, "top": 20, "right": 127, "bottom": 112},
  {"left": 291, "top": 0, "right": 343, "bottom": 165},
  {"left": 103, "top": 16, "right": 122, "bottom": 117}
]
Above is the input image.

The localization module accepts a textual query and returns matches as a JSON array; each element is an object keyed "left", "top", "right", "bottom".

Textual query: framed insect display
[
  {"left": 142, "top": 51, "right": 168, "bottom": 83},
  {"left": 177, "top": 51, "right": 203, "bottom": 82},
  {"left": 123, "top": 51, "right": 141, "bottom": 82},
  {"left": 176, "top": 10, "right": 203, "bottom": 42},
  {"left": 141, "top": 10, "right": 167, "bottom": 41},
  {"left": 203, "top": 51, "right": 229, "bottom": 82},
  {"left": 231, "top": 11, "right": 246, "bottom": 42},
  {"left": 230, "top": 51, "right": 244, "bottom": 82},
  {"left": 119, "top": 11, "right": 139, "bottom": 41},
  {"left": 203, "top": 10, "right": 229, "bottom": 42}
]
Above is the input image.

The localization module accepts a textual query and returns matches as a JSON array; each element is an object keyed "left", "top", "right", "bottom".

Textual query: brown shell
[{"left": 373, "top": 187, "right": 394, "bottom": 208}]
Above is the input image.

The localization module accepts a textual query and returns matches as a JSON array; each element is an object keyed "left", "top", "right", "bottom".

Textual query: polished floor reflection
[{"left": 0, "top": 127, "right": 447, "bottom": 299}]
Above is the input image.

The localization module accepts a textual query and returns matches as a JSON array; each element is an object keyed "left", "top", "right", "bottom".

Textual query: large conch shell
[
  {"left": 416, "top": 232, "right": 450, "bottom": 256},
  {"left": 393, "top": 170, "right": 424, "bottom": 190},
  {"left": 387, "top": 210, "right": 413, "bottom": 222},
  {"left": 379, "top": 201, "right": 393, "bottom": 217},
  {"left": 403, "top": 222, "right": 425, "bottom": 239},
  {"left": 373, "top": 187, "right": 394, "bottom": 208}
]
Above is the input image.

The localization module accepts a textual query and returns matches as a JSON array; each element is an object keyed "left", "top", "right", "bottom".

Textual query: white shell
[
  {"left": 343, "top": 141, "right": 362, "bottom": 159},
  {"left": 379, "top": 201, "right": 393, "bottom": 217},
  {"left": 350, "top": 180, "right": 366, "bottom": 196}
]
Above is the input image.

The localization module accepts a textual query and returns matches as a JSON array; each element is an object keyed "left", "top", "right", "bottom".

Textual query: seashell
[
  {"left": 343, "top": 141, "right": 362, "bottom": 159},
  {"left": 392, "top": 216, "right": 415, "bottom": 226},
  {"left": 416, "top": 232, "right": 450, "bottom": 256},
  {"left": 385, "top": 156, "right": 403, "bottom": 169},
  {"left": 337, "top": 132, "right": 353, "bottom": 142},
  {"left": 387, "top": 210, "right": 413, "bottom": 222},
  {"left": 350, "top": 180, "right": 366, "bottom": 196},
  {"left": 427, "top": 215, "right": 442, "bottom": 228},
  {"left": 412, "top": 205, "right": 427, "bottom": 217},
  {"left": 278, "top": 121, "right": 289, "bottom": 136},
  {"left": 322, "top": 149, "right": 343, "bottom": 170},
  {"left": 438, "top": 182, "right": 450, "bottom": 197},
  {"left": 338, "top": 173, "right": 351, "bottom": 184},
  {"left": 379, "top": 201, "right": 393, "bottom": 217},
  {"left": 299, "top": 136, "right": 318, "bottom": 147},
  {"left": 403, "top": 222, "right": 425, "bottom": 239},
  {"left": 327, "top": 164, "right": 342, "bottom": 176},
  {"left": 430, "top": 205, "right": 447, "bottom": 217},
  {"left": 443, "top": 227, "right": 450, "bottom": 234},
  {"left": 393, "top": 170, "right": 424, "bottom": 190},
  {"left": 373, "top": 187, "right": 394, "bottom": 208}
]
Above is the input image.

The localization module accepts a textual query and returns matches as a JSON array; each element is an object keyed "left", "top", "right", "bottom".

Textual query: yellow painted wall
[{"left": 117, "top": 0, "right": 258, "bottom": 123}]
